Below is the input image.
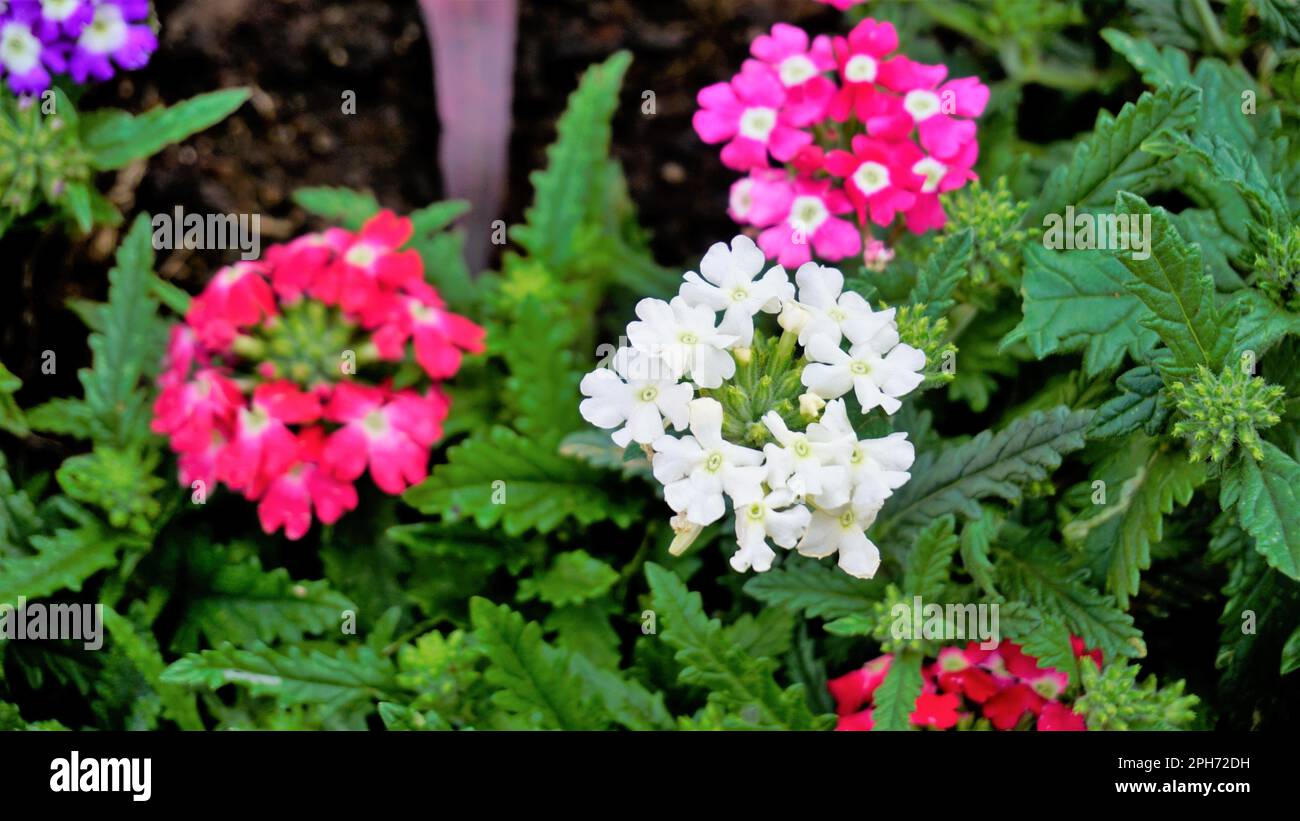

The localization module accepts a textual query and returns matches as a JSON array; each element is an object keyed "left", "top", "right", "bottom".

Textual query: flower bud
[
  {"left": 778, "top": 301, "right": 811, "bottom": 336},
  {"left": 668, "top": 513, "right": 704, "bottom": 556},
  {"left": 798, "top": 392, "right": 826, "bottom": 421},
  {"left": 732, "top": 346, "right": 753, "bottom": 365}
]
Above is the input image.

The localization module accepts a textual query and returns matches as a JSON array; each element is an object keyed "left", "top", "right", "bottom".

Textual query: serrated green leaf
[
  {"left": 646, "top": 563, "right": 823, "bottom": 729},
  {"left": 1029, "top": 84, "right": 1201, "bottom": 224},
  {"left": 403, "top": 426, "right": 641, "bottom": 536},
  {"left": 469, "top": 597, "right": 603, "bottom": 730},
  {"left": 1114, "top": 193, "right": 1231, "bottom": 379},
  {"left": 911, "top": 229, "right": 973, "bottom": 318},
  {"left": 903, "top": 514, "right": 958, "bottom": 598},
  {"left": 871, "top": 651, "right": 922, "bottom": 731},
  {"left": 497, "top": 296, "right": 583, "bottom": 438},
  {"left": 567, "top": 653, "right": 674, "bottom": 730},
  {"left": 880, "top": 407, "right": 1093, "bottom": 539},
  {"left": 518, "top": 549, "right": 618, "bottom": 607},
  {"left": 742, "top": 555, "right": 883, "bottom": 620},
  {"left": 0, "top": 523, "right": 122, "bottom": 602},
  {"left": 102, "top": 607, "right": 202, "bottom": 730},
  {"left": 1221, "top": 441, "right": 1300, "bottom": 580},
  {"left": 0, "top": 359, "right": 27, "bottom": 437},
  {"left": 1009, "top": 245, "right": 1160, "bottom": 376},
  {"left": 1067, "top": 442, "right": 1205, "bottom": 607},
  {"left": 1090, "top": 365, "right": 1170, "bottom": 439},
  {"left": 511, "top": 51, "right": 631, "bottom": 270}
]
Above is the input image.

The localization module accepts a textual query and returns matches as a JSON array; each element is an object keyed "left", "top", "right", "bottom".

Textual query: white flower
[
  {"left": 800, "top": 334, "right": 925, "bottom": 415},
  {"left": 796, "top": 501, "right": 883, "bottom": 579},
  {"left": 579, "top": 348, "right": 693, "bottom": 447},
  {"left": 730, "top": 486, "right": 811, "bottom": 573},
  {"left": 761, "top": 411, "right": 850, "bottom": 507},
  {"left": 626, "top": 296, "right": 738, "bottom": 388},
  {"left": 792, "top": 262, "right": 877, "bottom": 347},
  {"left": 680, "top": 235, "right": 794, "bottom": 347},
  {"left": 652, "top": 398, "right": 766, "bottom": 526},
  {"left": 807, "top": 399, "right": 916, "bottom": 507}
]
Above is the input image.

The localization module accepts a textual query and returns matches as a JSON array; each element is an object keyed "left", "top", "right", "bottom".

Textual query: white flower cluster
[{"left": 579, "top": 235, "right": 926, "bottom": 579}]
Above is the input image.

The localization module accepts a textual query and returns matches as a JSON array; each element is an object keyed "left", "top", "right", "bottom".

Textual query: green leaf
[
  {"left": 960, "top": 507, "right": 1002, "bottom": 597},
  {"left": 511, "top": 51, "right": 632, "bottom": 270},
  {"left": 0, "top": 359, "right": 28, "bottom": 437},
  {"left": 292, "top": 187, "right": 381, "bottom": 230},
  {"left": 1101, "top": 29, "right": 1192, "bottom": 87},
  {"left": 469, "top": 597, "right": 603, "bottom": 730},
  {"left": 1066, "top": 442, "right": 1206, "bottom": 608},
  {"left": 102, "top": 607, "right": 203, "bottom": 730},
  {"left": 880, "top": 407, "right": 1093, "bottom": 539},
  {"left": 1005, "top": 605, "right": 1080, "bottom": 686},
  {"left": 497, "top": 296, "right": 584, "bottom": 439},
  {"left": 1008, "top": 245, "right": 1159, "bottom": 376},
  {"left": 0, "top": 523, "right": 122, "bottom": 603},
  {"left": 173, "top": 546, "right": 357, "bottom": 652},
  {"left": 1221, "top": 441, "right": 1300, "bottom": 580},
  {"left": 1090, "top": 365, "right": 1170, "bottom": 439},
  {"left": 160, "top": 642, "right": 397, "bottom": 716},
  {"left": 870, "top": 651, "right": 922, "bottom": 731},
  {"left": 409, "top": 200, "right": 470, "bottom": 234},
  {"left": 645, "top": 563, "right": 823, "bottom": 729},
  {"left": 1113, "top": 193, "right": 1231, "bottom": 379},
  {"left": 723, "top": 608, "right": 795, "bottom": 660},
  {"left": 403, "top": 426, "right": 641, "bottom": 536},
  {"left": 567, "top": 653, "right": 674, "bottom": 731},
  {"left": 902, "top": 514, "right": 958, "bottom": 598},
  {"left": 910, "top": 229, "right": 973, "bottom": 318},
  {"left": 1282, "top": 625, "right": 1300, "bottom": 676},
  {"left": 81, "top": 88, "right": 250, "bottom": 170},
  {"left": 742, "top": 555, "right": 883, "bottom": 620},
  {"left": 1229, "top": 289, "right": 1300, "bottom": 357},
  {"left": 28, "top": 216, "right": 167, "bottom": 446},
  {"left": 1029, "top": 84, "right": 1201, "bottom": 224},
  {"left": 518, "top": 549, "right": 618, "bottom": 607},
  {"left": 999, "top": 539, "right": 1145, "bottom": 660}
]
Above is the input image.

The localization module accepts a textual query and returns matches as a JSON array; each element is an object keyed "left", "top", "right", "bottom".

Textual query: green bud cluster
[
  {"left": 894, "top": 304, "right": 956, "bottom": 389},
  {"left": 1168, "top": 364, "right": 1284, "bottom": 463},
  {"left": 1252, "top": 224, "right": 1300, "bottom": 312},
  {"left": 242, "top": 299, "right": 373, "bottom": 389},
  {"left": 0, "top": 96, "right": 90, "bottom": 219},
  {"left": 869, "top": 584, "right": 946, "bottom": 656},
  {"left": 55, "top": 447, "right": 165, "bottom": 536},
  {"left": 940, "top": 177, "right": 1029, "bottom": 286},
  {"left": 1074, "top": 659, "right": 1199, "bottom": 730},
  {"left": 702, "top": 328, "right": 806, "bottom": 448}
]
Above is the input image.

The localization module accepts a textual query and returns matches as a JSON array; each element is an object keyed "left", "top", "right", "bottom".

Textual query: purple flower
[
  {"left": 67, "top": 0, "right": 156, "bottom": 84},
  {"left": 33, "top": 0, "right": 94, "bottom": 41},
  {"left": 0, "top": 19, "right": 53, "bottom": 94}
]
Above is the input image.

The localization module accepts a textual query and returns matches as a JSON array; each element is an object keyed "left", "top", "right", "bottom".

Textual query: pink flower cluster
[
  {"left": 694, "top": 19, "right": 987, "bottom": 268},
  {"left": 829, "top": 637, "right": 1101, "bottom": 731},
  {"left": 152, "top": 211, "right": 486, "bottom": 540}
]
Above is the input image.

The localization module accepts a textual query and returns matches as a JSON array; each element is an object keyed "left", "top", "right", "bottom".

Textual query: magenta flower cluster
[
  {"left": 693, "top": 19, "right": 988, "bottom": 268},
  {"left": 0, "top": 0, "right": 156, "bottom": 95}
]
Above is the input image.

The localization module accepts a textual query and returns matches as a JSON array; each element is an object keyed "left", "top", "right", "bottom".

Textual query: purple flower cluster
[{"left": 0, "top": 0, "right": 156, "bottom": 95}]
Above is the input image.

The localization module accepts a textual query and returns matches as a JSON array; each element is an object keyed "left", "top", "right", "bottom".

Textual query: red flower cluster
[
  {"left": 152, "top": 211, "right": 486, "bottom": 540},
  {"left": 829, "top": 637, "right": 1101, "bottom": 731},
  {"left": 694, "top": 19, "right": 988, "bottom": 268}
]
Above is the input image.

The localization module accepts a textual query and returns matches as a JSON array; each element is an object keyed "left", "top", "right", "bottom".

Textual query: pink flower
[
  {"left": 264, "top": 229, "right": 349, "bottom": 302},
  {"left": 757, "top": 177, "right": 860, "bottom": 266},
  {"left": 982, "top": 682, "right": 1042, "bottom": 730},
  {"left": 693, "top": 61, "right": 813, "bottom": 171},
  {"left": 1037, "top": 701, "right": 1087, "bottom": 732},
  {"left": 876, "top": 59, "right": 988, "bottom": 159},
  {"left": 824, "top": 135, "right": 919, "bottom": 227},
  {"left": 319, "top": 212, "right": 423, "bottom": 322},
  {"left": 828, "top": 18, "right": 900, "bottom": 123},
  {"left": 186, "top": 262, "right": 277, "bottom": 350},
  {"left": 217, "top": 381, "right": 322, "bottom": 496},
  {"left": 1071, "top": 635, "right": 1104, "bottom": 671},
  {"left": 863, "top": 239, "right": 894, "bottom": 271},
  {"left": 902, "top": 140, "right": 978, "bottom": 233},
  {"left": 816, "top": 0, "right": 870, "bottom": 9},
  {"left": 321, "top": 383, "right": 447, "bottom": 494},
  {"left": 827, "top": 654, "right": 892, "bottom": 715},
  {"left": 257, "top": 428, "right": 359, "bottom": 541},
  {"left": 728, "top": 168, "right": 793, "bottom": 227},
  {"left": 151, "top": 368, "right": 244, "bottom": 453},
  {"left": 934, "top": 645, "right": 1000, "bottom": 704},
  {"left": 748, "top": 24, "right": 836, "bottom": 126},
  {"left": 372, "top": 282, "right": 487, "bottom": 379}
]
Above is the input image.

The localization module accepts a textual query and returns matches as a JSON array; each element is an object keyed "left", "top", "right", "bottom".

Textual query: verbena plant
[{"left": 2, "top": 0, "right": 1299, "bottom": 731}]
